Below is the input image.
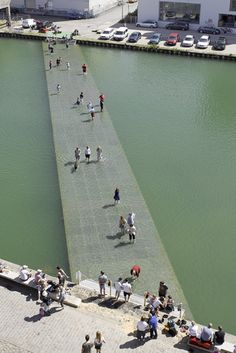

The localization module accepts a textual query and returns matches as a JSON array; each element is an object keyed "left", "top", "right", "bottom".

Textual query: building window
[
  {"left": 230, "top": 0, "right": 236, "bottom": 11},
  {"left": 159, "top": 1, "right": 200, "bottom": 24}
]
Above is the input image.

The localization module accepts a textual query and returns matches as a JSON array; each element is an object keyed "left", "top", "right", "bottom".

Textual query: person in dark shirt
[
  {"left": 158, "top": 281, "right": 168, "bottom": 297},
  {"left": 214, "top": 326, "right": 225, "bottom": 345},
  {"left": 81, "top": 335, "right": 93, "bottom": 353}
]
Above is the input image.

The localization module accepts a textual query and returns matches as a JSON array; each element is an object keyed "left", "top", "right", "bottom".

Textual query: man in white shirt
[
  {"left": 122, "top": 279, "right": 132, "bottom": 302},
  {"left": 137, "top": 317, "right": 149, "bottom": 340},
  {"left": 189, "top": 321, "right": 198, "bottom": 337},
  {"left": 114, "top": 277, "right": 123, "bottom": 300},
  {"left": 19, "top": 265, "right": 31, "bottom": 281}
]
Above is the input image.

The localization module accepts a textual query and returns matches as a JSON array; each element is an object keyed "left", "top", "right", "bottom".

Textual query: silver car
[{"left": 136, "top": 20, "right": 158, "bottom": 28}]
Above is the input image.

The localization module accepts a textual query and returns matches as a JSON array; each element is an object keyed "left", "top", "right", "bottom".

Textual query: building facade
[
  {"left": 138, "top": 0, "right": 236, "bottom": 29},
  {"left": 11, "top": 0, "right": 118, "bottom": 17}
]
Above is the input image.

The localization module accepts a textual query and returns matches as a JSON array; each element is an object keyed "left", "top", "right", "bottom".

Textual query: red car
[{"left": 166, "top": 32, "right": 180, "bottom": 46}]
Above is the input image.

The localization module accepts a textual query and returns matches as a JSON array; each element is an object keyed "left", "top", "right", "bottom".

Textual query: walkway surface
[
  {"left": 0, "top": 278, "right": 188, "bottom": 353},
  {"left": 43, "top": 40, "right": 191, "bottom": 318}
]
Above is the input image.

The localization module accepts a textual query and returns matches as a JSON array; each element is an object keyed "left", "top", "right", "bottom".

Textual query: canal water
[
  {"left": 0, "top": 39, "right": 69, "bottom": 275},
  {"left": 1, "top": 39, "right": 235, "bottom": 334},
  {"left": 81, "top": 47, "right": 236, "bottom": 334}
]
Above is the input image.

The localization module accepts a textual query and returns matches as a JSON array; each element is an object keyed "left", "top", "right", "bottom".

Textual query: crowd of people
[{"left": 18, "top": 264, "right": 69, "bottom": 317}]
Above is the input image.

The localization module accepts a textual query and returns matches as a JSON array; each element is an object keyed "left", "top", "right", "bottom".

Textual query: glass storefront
[
  {"left": 159, "top": 1, "right": 200, "bottom": 23},
  {"left": 219, "top": 14, "right": 236, "bottom": 28}
]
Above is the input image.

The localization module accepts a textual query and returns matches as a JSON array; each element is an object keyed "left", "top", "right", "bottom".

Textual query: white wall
[
  {"left": 11, "top": 0, "right": 117, "bottom": 13},
  {"left": 90, "top": 0, "right": 117, "bottom": 15},
  {"left": 138, "top": 0, "right": 236, "bottom": 26}
]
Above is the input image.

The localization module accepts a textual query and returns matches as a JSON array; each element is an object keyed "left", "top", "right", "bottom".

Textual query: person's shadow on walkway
[
  {"left": 24, "top": 314, "right": 41, "bottom": 323},
  {"left": 102, "top": 203, "right": 115, "bottom": 209},
  {"left": 119, "top": 337, "right": 147, "bottom": 349},
  {"left": 106, "top": 232, "right": 124, "bottom": 240},
  {"left": 114, "top": 241, "right": 130, "bottom": 248}
]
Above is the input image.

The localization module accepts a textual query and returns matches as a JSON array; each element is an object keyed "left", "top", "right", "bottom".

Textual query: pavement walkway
[
  {"left": 0, "top": 278, "right": 188, "bottom": 353},
  {"left": 43, "top": 40, "right": 191, "bottom": 319}
]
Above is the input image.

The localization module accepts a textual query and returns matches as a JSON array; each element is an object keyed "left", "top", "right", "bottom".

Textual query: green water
[
  {"left": 1, "top": 39, "right": 235, "bottom": 334},
  {"left": 0, "top": 39, "right": 69, "bottom": 275},
  {"left": 82, "top": 47, "right": 236, "bottom": 333}
]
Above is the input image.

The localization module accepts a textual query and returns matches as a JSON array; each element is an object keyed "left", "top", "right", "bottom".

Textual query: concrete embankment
[
  {"left": 1, "top": 29, "right": 236, "bottom": 61},
  {"left": 42, "top": 41, "right": 192, "bottom": 319}
]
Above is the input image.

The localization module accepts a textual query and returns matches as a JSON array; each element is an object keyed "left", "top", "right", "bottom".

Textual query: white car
[
  {"left": 99, "top": 28, "right": 114, "bottom": 40},
  {"left": 196, "top": 35, "right": 210, "bottom": 49},
  {"left": 182, "top": 34, "right": 195, "bottom": 47},
  {"left": 136, "top": 20, "right": 158, "bottom": 28},
  {"left": 113, "top": 27, "right": 128, "bottom": 41}
]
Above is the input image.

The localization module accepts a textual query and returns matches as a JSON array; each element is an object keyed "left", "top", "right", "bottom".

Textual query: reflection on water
[{"left": 82, "top": 47, "right": 236, "bottom": 333}]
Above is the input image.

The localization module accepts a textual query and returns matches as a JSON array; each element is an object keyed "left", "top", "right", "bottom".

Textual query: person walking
[
  {"left": 94, "top": 331, "right": 105, "bottom": 353},
  {"left": 113, "top": 188, "right": 120, "bottom": 204},
  {"left": 99, "top": 94, "right": 105, "bottom": 112},
  {"left": 96, "top": 146, "right": 103, "bottom": 161},
  {"left": 122, "top": 278, "right": 132, "bottom": 302},
  {"left": 57, "top": 84, "right": 61, "bottom": 94},
  {"left": 80, "top": 92, "right": 84, "bottom": 104},
  {"left": 75, "top": 147, "right": 81, "bottom": 161},
  {"left": 85, "top": 146, "right": 91, "bottom": 163},
  {"left": 87, "top": 101, "right": 93, "bottom": 113},
  {"left": 128, "top": 224, "right": 136, "bottom": 243},
  {"left": 82, "top": 63, "right": 87, "bottom": 74},
  {"left": 119, "top": 216, "right": 127, "bottom": 235},
  {"left": 90, "top": 107, "right": 95, "bottom": 120},
  {"left": 127, "top": 212, "right": 135, "bottom": 227},
  {"left": 49, "top": 60, "right": 52, "bottom": 70},
  {"left": 81, "top": 335, "right": 93, "bottom": 353},
  {"left": 66, "top": 61, "right": 70, "bottom": 70},
  {"left": 98, "top": 271, "right": 108, "bottom": 296},
  {"left": 114, "top": 277, "right": 123, "bottom": 300}
]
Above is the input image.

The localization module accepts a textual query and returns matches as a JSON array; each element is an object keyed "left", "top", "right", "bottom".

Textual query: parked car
[
  {"left": 36, "top": 20, "right": 53, "bottom": 30},
  {"left": 196, "top": 35, "right": 211, "bottom": 49},
  {"left": 182, "top": 34, "right": 195, "bottom": 47},
  {"left": 99, "top": 28, "right": 114, "bottom": 40},
  {"left": 166, "top": 21, "right": 189, "bottom": 31},
  {"left": 198, "top": 26, "right": 220, "bottom": 35},
  {"left": 148, "top": 33, "right": 161, "bottom": 44},
  {"left": 166, "top": 32, "right": 180, "bottom": 46},
  {"left": 212, "top": 36, "right": 227, "bottom": 50},
  {"left": 136, "top": 20, "right": 158, "bottom": 28},
  {"left": 22, "top": 19, "right": 36, "bottom": 28},
  {"left": 113, "top": 27, "right": 129, "bottom": 41},
  {"left": 127, "top": 31, "right": 141, "bottom": 43}
]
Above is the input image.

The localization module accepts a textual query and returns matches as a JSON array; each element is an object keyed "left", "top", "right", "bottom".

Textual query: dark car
[
  {"left": 36, "top": 21, "right": 53, "bottom": 30},
  {"left": 166, "top": 32, "right": 180, "bottom": 46},
  {"left": 198, "top": 26, "right": 220, "bottom": 35},
  {"left": 148, "top": 32, "right": 161, "bottom": 44},
  {"left": 212, "top": 36, "right": 227, "bottom": 50},
  {"left": 127, "top": 31, "right": 141, "bottom": 43},
  {"left": 166, "top": 21, "right": 189, "bottom": 31}
]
